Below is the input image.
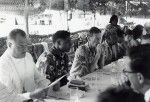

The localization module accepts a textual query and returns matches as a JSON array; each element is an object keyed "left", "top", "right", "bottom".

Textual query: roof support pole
[{"left": 24, "top": 0, "right": 29, "bottom": 37}]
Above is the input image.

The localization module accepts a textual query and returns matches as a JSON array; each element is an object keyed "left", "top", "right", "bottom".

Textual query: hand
[
  {"left": 96, "top": 44, "right": 102, "bottom": 58},
  {"left": 53, "top": 81, "right": 60, "bottom": 91},
  {"left": 30, "top": 88, "right": 48, "bottom": 99}
]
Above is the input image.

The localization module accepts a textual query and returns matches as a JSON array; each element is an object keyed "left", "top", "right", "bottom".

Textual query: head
[
  {"left": 144, "top": 22, "right": 150, "bottom": 34},
  {"left": 132, "top": 25, "right": 144, "bottom": 40},
  {"left": 7, "top": 29, "right": 28, "bottom": 58},
  {"left": 87, "top": 27, "right": 102, "bottom": 47},
  {"left": 109, "top": 15, "right": 118, "bottom": 25},
  {"left": 124, "top": 29, "right": 133, "bottom": 42},
  {"left": 52, "top": 30, "right": 71, "bottom": 52},
  {"left": 97, "top": 87, "right": 144, "bottom": 102},
  {"left": 124, "top": 44, "right": 150, "bottom": 92}
]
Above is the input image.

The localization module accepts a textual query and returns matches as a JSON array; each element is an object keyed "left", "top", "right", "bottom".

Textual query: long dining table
[{"left": 44, "top": 57, "right": 129, "bottom": 102}]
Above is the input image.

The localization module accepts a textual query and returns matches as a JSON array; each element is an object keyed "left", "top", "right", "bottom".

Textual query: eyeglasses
[{"left": 123, "top": 69, "right": 137, "bottom": 74}]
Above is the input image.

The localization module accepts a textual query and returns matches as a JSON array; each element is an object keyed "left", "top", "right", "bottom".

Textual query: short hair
[
  {"left": 7, "top": 29, "right": 26, "bottom": 40},
  {"left": 52, "top": 30, "right": 71, "bottom": 43},
  {"left": 87, "top": 27, "right": 101, "bottom": 38},
  {"left": 128, "top": 44, "right": 150, "bottom": 79},
  {"left": 109, "top": 15, "right": 118, "bottom": 23},
  {"left": 97, "top": 87, "right": 144, "bottom": 102},
  {"left": 132, "top": 25, "right": 143, "bottom": 40},
  {"left": 125, "top": 29, "right": 133, "bottom": 36}
]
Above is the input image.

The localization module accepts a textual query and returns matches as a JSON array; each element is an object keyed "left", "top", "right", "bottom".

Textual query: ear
[
  {"left": 7, "top": 40, "right": 12, "bottom": 48},
  {"left": 137, "top": 73, "right": 144, "bottom": 84},
  {"left": 56, "top": 39, "right": 62, "bottom": 45}
]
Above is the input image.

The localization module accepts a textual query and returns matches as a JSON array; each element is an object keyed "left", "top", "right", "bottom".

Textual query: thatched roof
[
  {"left": 0, "top": 0, "right": 49, "bottom": 15},
  {"left": 0, "top": 0, "right": 150, "bottom": 15}
]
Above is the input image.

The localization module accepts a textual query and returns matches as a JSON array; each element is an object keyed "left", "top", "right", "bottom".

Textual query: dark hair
[
  {"left": 132, "top": 25, "right": 143, "bottom": 40},
  {"left": 125, "top": 29, "right": 133, "bottom": 36},
  {"left": 109, "top": 15, "right": 118, "bottom": 23},
  {"left": 128, "top": 44, "right": 150, "bottom": 79},
  {"left": 52, "top": 30, "right": 71, "bottom": 43},
  {"left": 87, "top": 27, "right": 101, "bottom": 38},
  {"left": 97, "top": 87, "right": 144, "bottom": 102},
  {"left": 8, "top": 29, "right": 26, "bottom": 40}
]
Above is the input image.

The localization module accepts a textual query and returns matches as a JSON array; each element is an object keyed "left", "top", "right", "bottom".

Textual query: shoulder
[
  {"left": 75, "top": 45, "right": 87, "bottom": 55},
  {"left": 0, "top": 57, "right": 10, "bottom": 74},
  {"left": 26, "top": 52, "right": 34, "bottom": 59},
  {"left": 46, "top": 52, "right": 56, "bottom": 63},
  {"left": 0, "top": 50, "right": 11, "bottom": 68},
  {"left": 64, "top": 53, "right": 69, "bottom": 59},
  {"left": 47, "top": 52, "right": 54, "bottom": 59},
  {"left": 106, "top": 24, "right": 111, "bottom": 28}
]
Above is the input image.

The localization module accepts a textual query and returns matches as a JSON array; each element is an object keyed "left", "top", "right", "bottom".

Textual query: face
[
  {"left": 58, "top": 37, "right": 71, "bottom": 52},
  {"left": 111, "top": 19, "right": 118, "bottom": 25},
  {"left": 89, "top": 33, "right": 101, "bottom": 47},
  {"left": 9, "top": 34, "right": 28, "bottom": 56},
  {"left": 123, "top": 57, "right": 144, "bottom": 91}
]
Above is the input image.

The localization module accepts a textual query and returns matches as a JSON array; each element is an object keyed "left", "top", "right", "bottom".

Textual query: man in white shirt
[
  {"left": 119, "top": 44, "right": 150, "bottom": 102},
  {"left": 0, "top": 29, "right": 53, "bottom": 102}
]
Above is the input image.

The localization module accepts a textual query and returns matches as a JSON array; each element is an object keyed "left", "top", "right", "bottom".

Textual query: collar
[
  {"left": 85, "top": 43, "right": 96, "bottom": 55},
  {"left": 51, "top": 46, "right": 65, "bottom": 58}
]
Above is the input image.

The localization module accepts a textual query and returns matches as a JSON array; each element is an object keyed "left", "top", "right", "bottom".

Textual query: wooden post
[
  {"left": 64, "top": 0, "right": 70, "bottom": 31},
  {"left": 125, "top": 0, "right": 128, "bottom": 20},
  {"left": 24, "top": 0, "right": 29, "bottom": 37},
  {"left": 94, "top": 12, "right": 96, "bottom": 26}
]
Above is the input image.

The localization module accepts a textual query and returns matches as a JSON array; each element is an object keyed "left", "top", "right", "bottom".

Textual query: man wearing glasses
[
  {"left": 119, "top": 44, "right": 150, "bottom": 102},
  {"left": 0, "top": 29, "right": 54, "bottom": 102}
]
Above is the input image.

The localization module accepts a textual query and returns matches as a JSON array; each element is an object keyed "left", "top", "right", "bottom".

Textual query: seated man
[
  {"left": 37, "top": 30, "right": 71, "bottom": 86},
  {"left": 119, "top": 44, "right": 150, "bottom": 102},
  {"left": 69, "top": 27, "right": 105, "bottom": 80},
  {"left": 0, "top": 29, "right": 53, "bottom": 102},
  {"left": 97, "top": 87, "right": 144, "bottom": 102}
]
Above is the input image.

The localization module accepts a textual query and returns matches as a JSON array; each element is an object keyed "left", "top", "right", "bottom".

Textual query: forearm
[
  {"left": 0, "top": 89, "right": 31, "bottom": 102},
  {"left": 90, "top": 54, "right": 100, "bottom": 72}
]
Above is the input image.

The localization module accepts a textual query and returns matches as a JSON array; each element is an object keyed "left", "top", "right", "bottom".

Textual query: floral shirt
[
  {"left": 103, "top": 24, "right": 124, "bottom": 45},
  {"left": 69, "top": 43, "right": 105, "bottom": 79},
  {"left": 37, "top": 47, "right": 69, "bottom": 86}
]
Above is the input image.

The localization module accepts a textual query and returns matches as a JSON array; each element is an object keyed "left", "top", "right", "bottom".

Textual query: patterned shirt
[
  {"left": 37, "top": 47, "right": 69, "bottom": 86},
  {"left": 103, "top": 24, "right": 123, "bottom": 45},
  {"left": 69, "top": 43, "right": 105, "bottom": 79}
]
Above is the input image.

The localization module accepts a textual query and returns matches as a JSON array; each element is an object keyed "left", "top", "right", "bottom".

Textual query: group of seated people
[{"left": 0, "top": 14, "right": 150, "bottom": 102}]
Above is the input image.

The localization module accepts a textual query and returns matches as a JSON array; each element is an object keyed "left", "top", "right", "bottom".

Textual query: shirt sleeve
[
  {"left": 98, "top": 44, "right": 105, "bottom": 69},
  {"left": 0, "top": 62, "right": 31, "bottom": 102},
  {"left": 34, "top": 65, "right": 50, "bottom": 88},
  {"left": 0, "top": 84, "right": 31, "bottom": 102},
  {"left": 36, "top": 52, "right": 48, "bottom": 77},
  {"left": 69, "top": 46, "right": 88, "bottom": 80},
  {"left": 28, "top": 52, "right": 50, "bottom": 88}
]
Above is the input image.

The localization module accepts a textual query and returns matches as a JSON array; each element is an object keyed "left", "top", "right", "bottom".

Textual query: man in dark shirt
[{"left": 37, "top": 30, "right": 71, "bottom": 87}]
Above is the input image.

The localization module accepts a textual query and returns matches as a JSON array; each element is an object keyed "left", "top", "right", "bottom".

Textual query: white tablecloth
[{"left": 44, "top": 57, "right": 129, "bottom": 102}]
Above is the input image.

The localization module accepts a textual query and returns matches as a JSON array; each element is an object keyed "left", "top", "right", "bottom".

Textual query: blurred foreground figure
[
  {"left": 69, "top": 27, "right": 105, "bottom": 80},
  {"left": 97, "top": 87, "right": 144, "bottom": 102},
  {"left": 142, "top": 22, "right": 150, "bottom": 44},
  {"left": 119, "top": 44, "right": 150, "bottom": 102},
  {"left": 0, "top": 29, "right": 52, "bottom": 102},
  {"left": 37, "top": 30, "right": 71, "bottom": 87}
]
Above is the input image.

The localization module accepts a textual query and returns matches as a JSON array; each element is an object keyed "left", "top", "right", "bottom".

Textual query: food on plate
[{"left": 68, "top": 80, "right": 90, "bottom": 92}]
